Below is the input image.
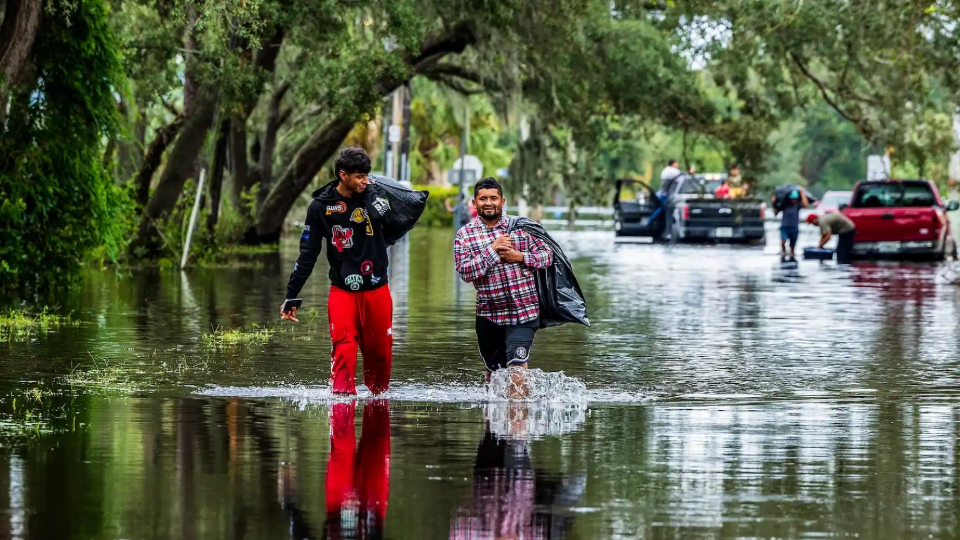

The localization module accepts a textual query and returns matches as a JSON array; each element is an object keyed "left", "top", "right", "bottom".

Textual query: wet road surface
[{"left": 2, "top": 224, "right": 960, "bottom": 539}]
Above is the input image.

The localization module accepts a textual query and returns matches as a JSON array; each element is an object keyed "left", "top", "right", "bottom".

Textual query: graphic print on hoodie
[{"left": 285, "top": 181, "right": 392, "bottom": 298}]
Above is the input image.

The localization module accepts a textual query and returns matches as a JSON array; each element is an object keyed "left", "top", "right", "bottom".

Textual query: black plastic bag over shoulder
[
  {"left": 367, "top": 175, "right": 430, "bottom": 245},
  {"left": 507, "top": 216, "right": 590, "bottom": 328}
]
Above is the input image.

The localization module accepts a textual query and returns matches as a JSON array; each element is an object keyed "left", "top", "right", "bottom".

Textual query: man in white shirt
[{"left": 657, "top": 159, "right": 683, "bottom": 239}]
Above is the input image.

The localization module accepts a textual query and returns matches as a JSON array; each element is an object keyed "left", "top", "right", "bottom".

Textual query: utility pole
[
  {"left": 381, "top": 95, "right": 392, "bottom": 177},
  {"left": 399, "top": 83, "right": 412, "bottom": 182}
]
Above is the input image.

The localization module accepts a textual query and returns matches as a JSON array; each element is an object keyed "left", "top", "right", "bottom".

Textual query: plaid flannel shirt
[{"left": 454, "top": 214, "right": 553, "bottom": 325}]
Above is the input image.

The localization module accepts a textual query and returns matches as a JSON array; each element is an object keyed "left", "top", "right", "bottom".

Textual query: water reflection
[
  {"left": 452, "top": 403, "right": 586, "bottom": 540},
  {"left": 321, "top": 401, "right": 390, "bottom": 540}
]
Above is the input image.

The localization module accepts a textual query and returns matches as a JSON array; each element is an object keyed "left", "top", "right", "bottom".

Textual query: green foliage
[
  {"left": 0, "top": 0, "right": 126, "bottom": 291},
  {"left": 202, "top": 325, "right": 273, "bottom": 349},
  {"left": 415, "top": 185, "right": 459, "bottom": 227},
  {"left": 0, "top": 309, "right": 79, "bottom": 343}
]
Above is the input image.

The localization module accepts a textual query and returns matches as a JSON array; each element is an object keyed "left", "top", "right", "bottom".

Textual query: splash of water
[{"left": 486, "top": 367, "right": 587, "bottom": 402}]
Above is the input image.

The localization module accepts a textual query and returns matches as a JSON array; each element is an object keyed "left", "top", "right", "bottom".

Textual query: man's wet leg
[
  {"left": 328, "top": 286, "right": 360, "bottom": 394},
  {"left": 359, "top": 286, "right": 394, "bottom": 395}
]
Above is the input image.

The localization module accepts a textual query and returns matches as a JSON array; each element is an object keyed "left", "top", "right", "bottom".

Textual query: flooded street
[{"left": 3, "top": 225, "right": 960, "bottom": 539}]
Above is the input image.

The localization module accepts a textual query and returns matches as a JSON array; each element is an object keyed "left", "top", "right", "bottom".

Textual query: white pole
[{"left": 180, "top": 168, "right": 206, "bottom": 269}]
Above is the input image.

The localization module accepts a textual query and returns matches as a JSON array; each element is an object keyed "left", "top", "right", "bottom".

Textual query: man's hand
[
  {"left": 491, "top": 235, "right": 513, "bottom": 253},
  {"left": 498, "top": 249, "right": 525, "bottom": 264},
  {"left": 819, "top": 233, "right": 832, "bottom": 249},
  {"left": 280, "top": 302, "right": 299, "bottom": 323}
]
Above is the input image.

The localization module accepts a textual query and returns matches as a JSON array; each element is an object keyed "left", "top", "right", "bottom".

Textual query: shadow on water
[{"left": 3, "top": 228, "right": 960, "bottom": 538}]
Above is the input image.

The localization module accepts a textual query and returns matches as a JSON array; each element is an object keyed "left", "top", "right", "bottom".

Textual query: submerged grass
[
  {"left": 0, "top": 309, "right": 80, "bottom": 343},
  {"left": 202, "top": 325, "right": 274, "bottom": 349},
  {"left": 64, "top": 352, "right": 215, "bottom": 392}
]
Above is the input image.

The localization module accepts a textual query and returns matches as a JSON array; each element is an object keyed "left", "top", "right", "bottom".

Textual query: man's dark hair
[
  {"left": 728, "top": 163, "right": 739, "bottom": 170},
  {"left": 474, "top": 177, "right": 503, "bottom": 197},
  {"left": 334, "top": 147, "right": 372, "bottom": 180},
  {"left": 668, "top": 159, "right": 678, "bottom": 167}
]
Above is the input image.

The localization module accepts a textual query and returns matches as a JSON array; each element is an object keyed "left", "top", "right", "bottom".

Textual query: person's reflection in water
[
  {"left": 277, "top": 401, "right": 390, "bottom": 540},
  {"left": 325, "top": 401, "right": 391, "bottom": 540},
  {"left": 450, "top": 404, "right": 584, "bottom": 540}
]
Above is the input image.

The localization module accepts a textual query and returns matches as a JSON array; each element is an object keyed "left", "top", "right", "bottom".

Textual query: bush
[
  {"left": 416, "top": 185, "right": 459, "bottom": 227},
  {"left": 0, "top": 0, "right": 126, "bottom": 291}
]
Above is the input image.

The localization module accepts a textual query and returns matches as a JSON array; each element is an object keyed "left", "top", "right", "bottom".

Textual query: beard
[{"left": 479, "top": 206, "right": 501, "bottom": 220}]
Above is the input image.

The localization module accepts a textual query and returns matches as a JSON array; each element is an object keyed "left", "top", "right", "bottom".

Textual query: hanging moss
[{"left": 0, "top": 0, "right": 128, "bottom": 292}]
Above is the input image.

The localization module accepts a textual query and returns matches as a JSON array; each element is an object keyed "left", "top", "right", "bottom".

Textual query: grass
[
  {"left": 202, "top": 325, "right": 274, "bottom": 349},
  {"left": 64, "top": 353, "right": 214, "bottom": 392},
  {"left": 0, "top": 309, "right": 80, "bottom": 343}
]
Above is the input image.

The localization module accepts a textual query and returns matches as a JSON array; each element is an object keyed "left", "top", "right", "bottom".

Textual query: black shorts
[{"left": 475, "top": 316, "right": 539, "bottom": 371}]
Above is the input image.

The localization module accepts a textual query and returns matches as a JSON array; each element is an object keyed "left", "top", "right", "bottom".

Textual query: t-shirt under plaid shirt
[{"left": 454, "top": 214, "right": 553, "bottom": 325}]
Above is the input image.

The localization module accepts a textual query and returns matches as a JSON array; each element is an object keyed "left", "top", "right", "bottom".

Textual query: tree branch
[
  {"left": 134, "top": 112, "right": 186, "bottom": 207},
  {"left": 790, "top": 52, "right": 871, "bottom": 137}
]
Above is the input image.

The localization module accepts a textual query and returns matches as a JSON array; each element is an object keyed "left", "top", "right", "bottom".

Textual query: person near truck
[
  {"left": 656, "top": 159, "right": 684, "bottom": 238},
  {"left": 280, "top": 147, "right": 395, "bottom": 395},
  {"left": 807, "top": 211, "right": 857, "bottom": 264},
  {"left": 454, "top": 177, "right": 554, "bottom": 381},
  {"left": 779, "top": 189, "right": 809, "bottom": 262}
]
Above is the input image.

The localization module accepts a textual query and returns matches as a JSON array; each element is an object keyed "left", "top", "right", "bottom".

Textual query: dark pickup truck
[{"left": 613, "top": 175, "right": 766, "bottom": 244}]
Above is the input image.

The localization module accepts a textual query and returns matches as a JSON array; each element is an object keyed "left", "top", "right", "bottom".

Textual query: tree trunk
[
  {"left": 229, "top": 115, "right": 251, "bottom": 212},
  {"left": 206, "top": 118, "right": 230, "bottom": 233},
  {"left": 253, "top": 116, "right": 357, "bottom": 243},
  {"left": 129, "top": 97, "right": 215, "bottom": 258},
  {"left": 134, "top": 113, "right": 186, "bottom": 208},
  {"left": 0, "top": 0, "right": 41, "bottom": 126},
  {"left": 118, "top": 103, "right": 147, "bottom": 182},
  {"left": 248, "top": 23, "right": 478, "bottom": 244},
  {"left": 255, "top": 81, "right": 290, "bottom": 210}
]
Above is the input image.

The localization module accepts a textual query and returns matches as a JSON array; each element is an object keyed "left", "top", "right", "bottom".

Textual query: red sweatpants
[
  {"left": 325, "top": 401, "right": 391, "bottom": 539},
  {"left": 327, "top": 285, "right": 394, "bottom": 394}
]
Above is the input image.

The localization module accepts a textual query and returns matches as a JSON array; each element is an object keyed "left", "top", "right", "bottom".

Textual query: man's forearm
[{"left": 819, "top": 233, "right": 831, "bottom": 248}]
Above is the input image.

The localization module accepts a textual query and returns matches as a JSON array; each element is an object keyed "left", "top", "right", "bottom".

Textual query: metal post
[
  {"left": 400, "top": 83, "right": 412, "bottom": 182},
  {"left": 181, "top": 168, "right": 207, "bottom": 269},
  {"left": 456, "top": 106, "right": 469, "bottom": 230}
]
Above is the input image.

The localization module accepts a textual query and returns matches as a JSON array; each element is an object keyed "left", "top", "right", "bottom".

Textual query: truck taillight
[
  {"left": 933, "top": 211, "right": 943, "bottom": 231},
  {"left": 760, "top": 203, "right": 767, "bottom": 221},
  {"left": 682, "top": 204, "right": 690, "bottom": 220}
]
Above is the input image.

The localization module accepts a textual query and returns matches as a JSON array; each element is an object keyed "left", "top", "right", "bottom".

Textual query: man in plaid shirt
[{"left": 455, "top": 177, "right": 553, "bottom": 377}]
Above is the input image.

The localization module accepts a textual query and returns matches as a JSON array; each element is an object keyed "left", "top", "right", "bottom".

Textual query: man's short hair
[
  {"left": 474, "top": 177, "right": 503, "bottom": 198},
  {"left": 334, "top": 147, "right": 372, "bottom": 179},
  {"left": 668, "top": 159, "right": 678, "bottom": 167},
  {"left": 729, "top": 163, "right": 739, "bottom": 170}
]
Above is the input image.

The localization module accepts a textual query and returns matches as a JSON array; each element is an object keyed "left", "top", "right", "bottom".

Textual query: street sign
[
  {"left": 867, "top": 155, "right": 890, "bottom": 180},
  {"left": 388, "top": 125, "right": 400, "bottom": 144}
]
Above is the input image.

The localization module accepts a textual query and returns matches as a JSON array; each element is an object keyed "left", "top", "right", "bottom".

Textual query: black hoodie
[{"left": 285, "top": 181, "right": 392, "bottom": 298}]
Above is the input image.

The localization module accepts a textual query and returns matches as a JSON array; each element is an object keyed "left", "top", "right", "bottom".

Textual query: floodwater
[{"left": 3, "top": 224, "right": 960, "bottom": 539}]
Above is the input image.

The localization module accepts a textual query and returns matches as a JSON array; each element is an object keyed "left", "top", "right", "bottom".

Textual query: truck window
[
  {"left": 852, "top": 182, "right": 935, "bottom": 208},
  {"left": 677, "top": 178, "right": 722, "bottom": 195}
]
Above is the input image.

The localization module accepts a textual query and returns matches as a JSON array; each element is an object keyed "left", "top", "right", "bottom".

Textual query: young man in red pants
[{"left": 281, "top": 147, "right": 393, "bottom": 395}]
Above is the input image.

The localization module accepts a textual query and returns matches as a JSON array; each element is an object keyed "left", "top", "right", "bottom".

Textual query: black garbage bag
[
  {"left": 507, "top": 216, "right": 590, "bottom": 328},
  {"left": 367, "top": 175, "right": 429, "bottom": 245},
  {"left": 773, "top": 184, "right": 817, "bottom": 213}
]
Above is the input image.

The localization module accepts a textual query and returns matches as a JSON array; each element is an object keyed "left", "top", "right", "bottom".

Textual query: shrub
[{"left": 416, "top": 185, "right": 460, "bottom": 228}]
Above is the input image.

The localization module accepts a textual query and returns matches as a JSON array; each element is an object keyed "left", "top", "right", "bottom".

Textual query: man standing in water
[
  {"left": 281, "top": 148, "right": 394, "bottom": 395},
  {"left": 454, "top": 177, "right": 553, "bottom": 382},
  {"left": 779, "top": 189, "right": 809, "bottom": 262}
]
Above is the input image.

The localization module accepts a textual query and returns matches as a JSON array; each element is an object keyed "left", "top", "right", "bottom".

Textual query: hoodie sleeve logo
[
  {"left": 331, "top": 226, "right": 354, "bottom": 252},
  {"left": 326, "top": 202, "right": 347, "bottom": 215}
]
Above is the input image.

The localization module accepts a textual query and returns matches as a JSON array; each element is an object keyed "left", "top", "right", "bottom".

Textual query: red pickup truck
[{"left": 844, "top": 180, "right": 959, "bottom": 260}]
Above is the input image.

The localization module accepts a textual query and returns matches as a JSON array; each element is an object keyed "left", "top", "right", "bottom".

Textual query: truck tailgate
[{"left": 844, "top": 208, "right": 941, "bottom": 243}]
